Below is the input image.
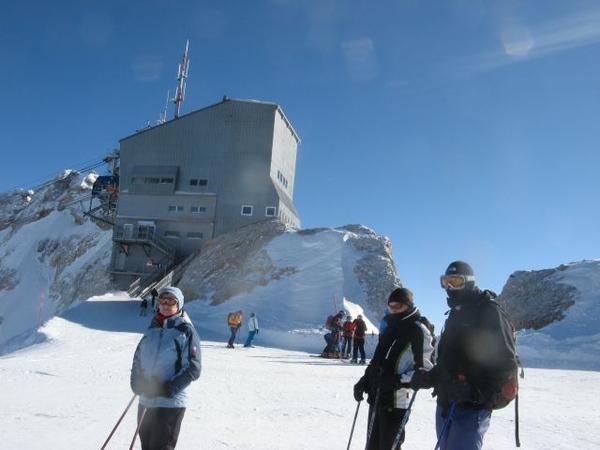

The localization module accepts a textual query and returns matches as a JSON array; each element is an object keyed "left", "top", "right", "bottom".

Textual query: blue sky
[{"left": 2, "top": 1, "right": 599, "bottom": 315}]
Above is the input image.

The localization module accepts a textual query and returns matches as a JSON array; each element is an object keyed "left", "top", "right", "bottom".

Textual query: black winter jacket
[
  {"left": 363, "top": 307, "right": 435, "bottom": 409},
  {"left": 434, "top": 288, "right": 518, "bottom": 410}
]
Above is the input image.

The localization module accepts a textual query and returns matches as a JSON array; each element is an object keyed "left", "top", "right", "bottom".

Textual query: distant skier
[
  {"left": 321, "top": 310, "right": 345, "bottom": 358},
  {"left": 150, "top": 288, "right": 158, "bottom": 313},
  {"left": 243, "top": 312, "right": 259, "bottom": 348},
  {"left": 139, "top": 298, "right": 148, "bottom": 316},
  {"left": 341, "top": 315, "right": 356, "bottom": 358},
  {"left": 351, "top": 314, "right": 368, "bottom": 364},
  {"left": 227, "top": 310, "right": 243, "bottom": 348}
]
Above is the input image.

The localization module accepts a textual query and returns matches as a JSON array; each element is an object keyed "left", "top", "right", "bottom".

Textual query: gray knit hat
[{"left": 158, "top": 286, "right": 184, "bottom": 309}]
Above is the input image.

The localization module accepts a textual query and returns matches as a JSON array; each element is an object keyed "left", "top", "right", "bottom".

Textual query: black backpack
[{"left": 416, "top": 315, "right": 436, "bottom": 362}]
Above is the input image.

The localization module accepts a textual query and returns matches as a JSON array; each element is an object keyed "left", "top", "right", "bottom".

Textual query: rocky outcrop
[
  {"left": 497, "top": 265, "right": 577, "bottom": 330},
  {"left": 177, "top": 220, "right": 400, "bottom": 316}
]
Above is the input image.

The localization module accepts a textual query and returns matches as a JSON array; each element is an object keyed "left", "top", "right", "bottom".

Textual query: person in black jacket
[
  {"left": 351, "top": 314, "right": 368, "bottom": 364},
  {"left": 353, "top": 287, "right": 435, "bottom": 450},
  {"left": 411, "top": 261, "right": 519, "bottom": 450}
]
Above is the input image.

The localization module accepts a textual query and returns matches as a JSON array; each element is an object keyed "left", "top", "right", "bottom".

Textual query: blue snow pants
[{"left": 435, "top": 404, "right": 491, "bottom": 450}]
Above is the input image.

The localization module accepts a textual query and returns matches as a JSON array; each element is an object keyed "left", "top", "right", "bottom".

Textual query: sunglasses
[
  {"left": 158, "top": 297, "right": 178, "bottom": 306},
  {"left": 440, "top": 275, "right": 475, "bottom": 290}
]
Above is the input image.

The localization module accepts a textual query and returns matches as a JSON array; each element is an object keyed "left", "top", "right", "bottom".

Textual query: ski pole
[
  {"left": 364, "top": 388, "right": 380, "bottom": 450},
  {"left": 515, "top": 394, "right": 521, "bottom": 447},
  {"left": 390, "top": 390, "right": 417, "bottom": 450},
  {"left": 346, "top": 400, "right": 361, "bottom": 450},
  {"left": 100, "top": 393, "right": 137, "bottom": 450},
  {"left": 434, "top": 401, "right": 456, "bottom": 450},
  {"left": 129, "top": 406, "right": 147, "bottom": 450}
]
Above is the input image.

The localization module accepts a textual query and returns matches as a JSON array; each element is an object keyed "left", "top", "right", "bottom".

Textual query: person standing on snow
[
  {"left": 140, "top": 297, "right": 148, "bottom": 316},
  {"left": 351, "top": 314, "right": 368, "bottom": 364},
  {"left": 321, "top": 310, "right": 345, "bottom": 358},
  {"left": 341, "top": 315, "right": 356, "bottom": 358},
  {"left": 130, "top": 286, "right": 201, "bottom": 450},
  {"left": 243, "top": 312, "right": 259, "bottom": 348},
  {"left": 227, "top": 310, "right": 243, "bottom": 348},
  {"left": 150, "top": 288, "right": 158, "bottom": 313},
  {"left": 410, "top": 261, "right": 519, "bottom": 450},
  {"left": 353, "top": 287, "right": 435, "bottom": 450}
]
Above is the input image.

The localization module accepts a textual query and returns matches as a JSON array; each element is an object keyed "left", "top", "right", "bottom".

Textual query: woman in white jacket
[
  {"left": 243, "top": 312, "right": 259, "bottom": 348},
  {"left": 130, "top": 286, "right": 202, "bottom": 450}
]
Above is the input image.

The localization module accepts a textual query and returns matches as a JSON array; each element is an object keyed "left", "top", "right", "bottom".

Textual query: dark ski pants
[
  {"left": 367, "top": 405, "right": 407, "bottom": 450},
  {"left": 353, "top": 339, "right": 366, "bottom": 360},
  {"left": 228, "top": 326, "right": 238, "bottom": 346},
  {"left": 137, "top": 405, "right": 186, "bottom": 450},
  {"left": 341, "top": 337, "right": 352, "bottom": 355}
]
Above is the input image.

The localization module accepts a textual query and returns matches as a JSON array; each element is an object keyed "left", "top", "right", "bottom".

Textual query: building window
[
  {"left": 189, "top": 178, "right": 209, "bottom": 187},
  {"left": 277, "top": 170, "right": 288, "bottom": 189},
  {"left": 191, "top": 206, "right": 207, "bottom": 213},
  {"left": 188, "top": 232, "right": 204, "bottom": 239},
  {"left": 131, "top": 176, "right": 173, "bottom": 185},
  {"left": 265, "top": 206, "right": 277, "bottom": 217},
  {"left": 168, "top": 205, "right": 184, "bottom": 212},
  {"left": 164, "top": 231, "right": 180, "bottom": 238},
  {"left": 241, "top": 205, "right": 253, "bottom": 216}
]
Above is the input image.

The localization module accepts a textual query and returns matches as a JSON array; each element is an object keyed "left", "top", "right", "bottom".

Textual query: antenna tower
[
  {"left": 158, "top": 90, "right": 170, "bottom": 124},
  {"left": 173, "top": 40, "right": 190, "bottom": 119}
]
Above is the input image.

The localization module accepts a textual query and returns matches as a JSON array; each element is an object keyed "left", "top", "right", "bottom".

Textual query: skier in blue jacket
[{"left": 130, "top": 286, "right": 202, "bottom": 450}]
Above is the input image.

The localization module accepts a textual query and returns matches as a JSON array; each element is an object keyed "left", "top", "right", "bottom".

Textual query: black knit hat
[
  {"left": 387, "top": 287, "right": 414, "bottom": 308},
  {"left": 445, "top": 260, "right": 475, "bottom": 278}
]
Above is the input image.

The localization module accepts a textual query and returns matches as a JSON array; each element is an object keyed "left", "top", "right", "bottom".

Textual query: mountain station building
[{"left": 109, "top": 97, "right": 301, "bottom": 289}]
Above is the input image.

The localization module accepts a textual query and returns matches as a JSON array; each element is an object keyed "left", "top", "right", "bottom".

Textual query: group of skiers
[
  {"left": 353, "top": 261, "right": 520, "bottom": 450},
  {"left": 321, "top": 310, "right": 368, "bottom": 363},
  {"left": 125, "top": 260, "right": 519, "bottom": 450}
]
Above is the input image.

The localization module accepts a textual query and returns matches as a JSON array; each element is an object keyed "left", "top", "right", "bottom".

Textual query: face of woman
[{"left": 157, "top": 295, "right": 179, "bottom": 315}]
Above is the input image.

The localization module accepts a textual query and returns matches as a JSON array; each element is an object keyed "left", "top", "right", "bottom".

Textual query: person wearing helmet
[{"left": 411, "top": 261, "right": 519, "bottom": 450}]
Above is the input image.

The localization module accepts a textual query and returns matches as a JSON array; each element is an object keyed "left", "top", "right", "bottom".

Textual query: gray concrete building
[{"left": 109, "top": 97, "right": 301, "bottom": 289}]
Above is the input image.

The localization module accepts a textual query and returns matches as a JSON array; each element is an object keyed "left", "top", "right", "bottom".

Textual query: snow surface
[
  {"left": 0, "top": 295, "right": 598, "bottom": 450},
  {"left": 2, "top": 172, "right": 600, "bottom": 448}
]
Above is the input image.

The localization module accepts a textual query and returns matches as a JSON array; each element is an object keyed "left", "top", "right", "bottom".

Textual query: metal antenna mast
[
  {"left": 158, "top": 90, "right": 170, "bottom": 124},
  {"left": 173, "top": 40, "right": 190, "bottom": 119}
]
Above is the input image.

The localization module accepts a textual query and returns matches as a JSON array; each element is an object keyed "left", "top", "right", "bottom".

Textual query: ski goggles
[
  {"left": 440, "top": 274, "right": 475, "bottom": 290},
  {"left": 158, "top": 296, "right": 178, "bottom": 306}
]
